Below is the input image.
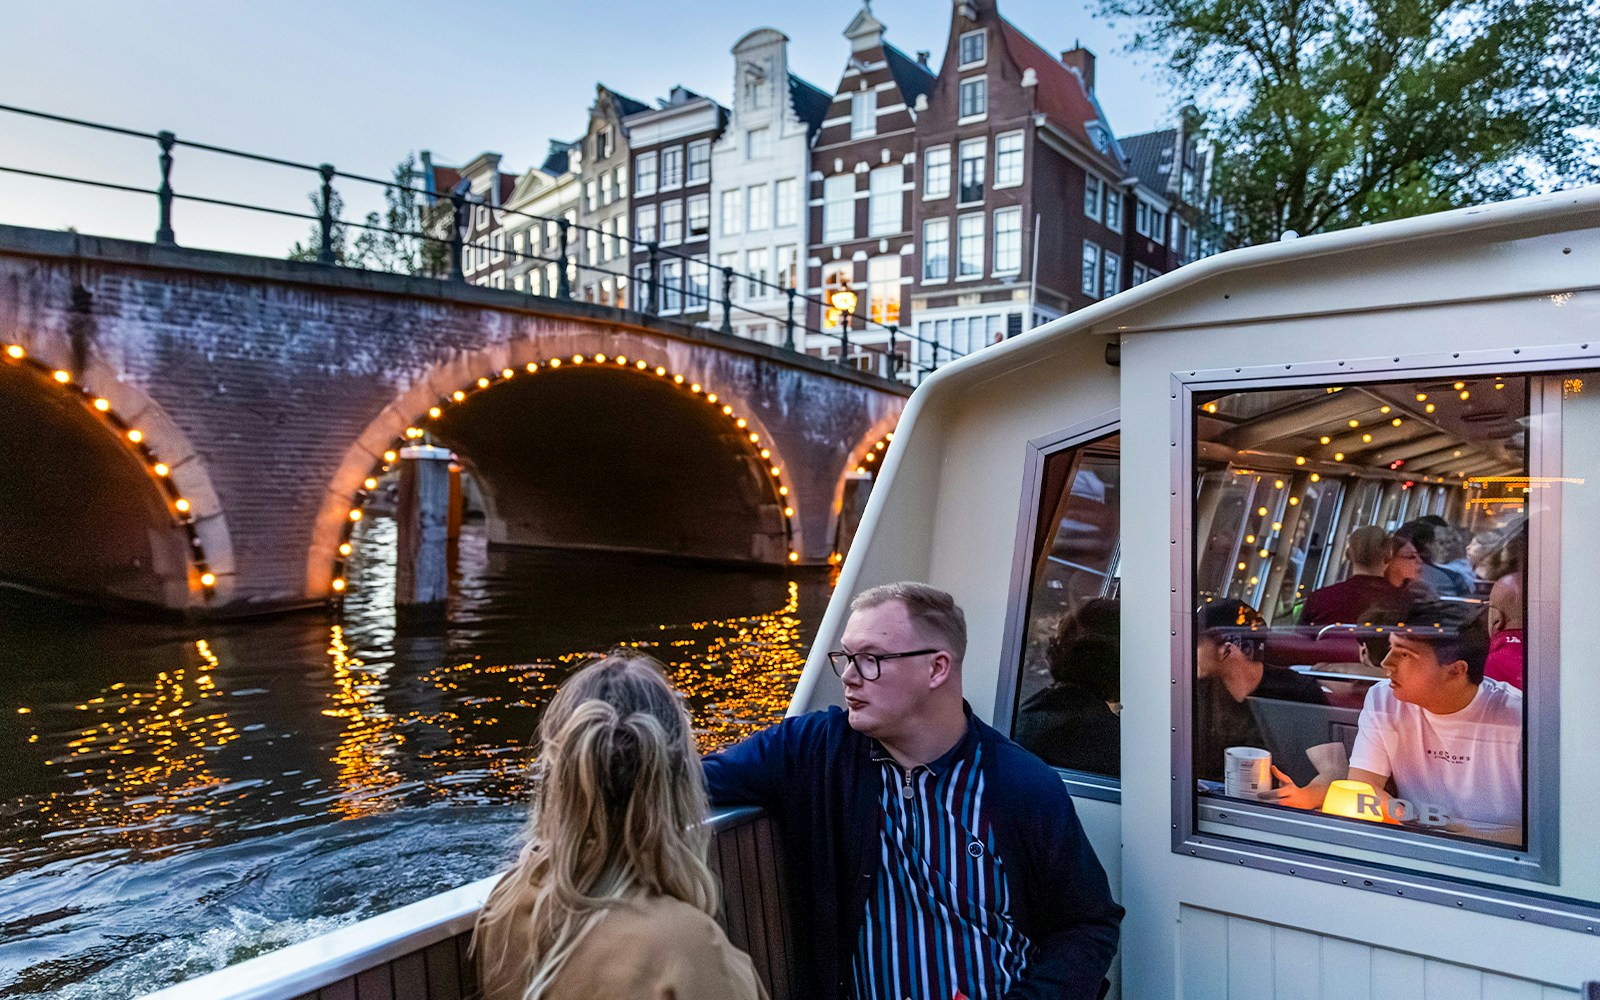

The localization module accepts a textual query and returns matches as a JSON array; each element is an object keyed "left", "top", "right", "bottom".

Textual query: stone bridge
[{"left": 0, "top": 225, "right": 907, "bottom": 615}]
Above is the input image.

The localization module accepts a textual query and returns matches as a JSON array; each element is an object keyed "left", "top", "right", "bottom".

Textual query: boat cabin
[{"left": 143, "top": 189, "right": 1600, "bottom": 998}]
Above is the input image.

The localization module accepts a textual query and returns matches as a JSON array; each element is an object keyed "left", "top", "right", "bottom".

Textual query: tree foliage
[
  {"left": 1101, "top": 0, "right": 1600, "bottom": 243},
  {"left": 288, "top": 154, "right": 448, "bottom": 274}
]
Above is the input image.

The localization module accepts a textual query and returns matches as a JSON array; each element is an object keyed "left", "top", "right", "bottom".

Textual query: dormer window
[{"left": 958, "top": 29, "right": 987, "bottom": 68}]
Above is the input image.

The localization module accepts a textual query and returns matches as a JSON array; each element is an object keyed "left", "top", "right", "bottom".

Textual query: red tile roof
[{"left": 996, "top": 18, "right": 1124, "bottom": 175}]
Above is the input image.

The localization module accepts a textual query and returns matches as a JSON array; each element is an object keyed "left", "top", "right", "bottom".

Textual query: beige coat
[{"left": 477, "top": 890, "right": 769, "bottom": 1000}]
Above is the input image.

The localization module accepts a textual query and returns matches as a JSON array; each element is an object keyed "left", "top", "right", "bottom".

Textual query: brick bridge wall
[{"left": 0, "top": 226, "right": 907, "bottom": 615}]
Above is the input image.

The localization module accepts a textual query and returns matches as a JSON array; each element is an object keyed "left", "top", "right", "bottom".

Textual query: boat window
[
  {"left": 1187, "top": 372, "right": 1569, "bottom": 874},
  {"left": 1010, "top": 433, "right": 1122, "bottom": 780}
]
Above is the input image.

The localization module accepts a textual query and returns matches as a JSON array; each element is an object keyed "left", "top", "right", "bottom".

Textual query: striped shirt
[{"left": 851, "top": 733, "right": 1031, "bottom": 1000}]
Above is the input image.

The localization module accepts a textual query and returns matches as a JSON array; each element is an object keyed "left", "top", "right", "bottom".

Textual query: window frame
[
  {"left": 851, "top": 90, "right": 878, "bottom": 139},
  {"left": 635, "top": 152, "right": 658, "bottom": 196},
  {"left": 993, "top": 206, "right": 1022, "bottom": 275},
  {"left": 923, "top": 145, "right": 952, "bottom": 201},
  {"left": 660, "top": 146, "right": 684, "bottom": 190},
  {"left": 1171, "top": 350, "right": 1565, "bottom": 887},
  {"left": 687, "top": 140, "right": 711, "bottom": 184},
  {"left": 993, "top": 410, "right": 1124, "bottom": 803},
  {"left": 958, "top": 28, "right": 987, "bottom": 69},
  {"left": 994, "top": 131, "right": 1024, "bottom": 189},
  {"left": 957, "top": 138, "right": 986, "bottom": 206},
  {"left": 958, "top": 76, "right": 988, "bottom": 121},
  {"left": 823, "top": 174, "right": 856, "bottom": 244},
  {"left": 867, "top": 165, "right": 903, "bottom": 237},
  {"left": 922, "top": 217, "right": 950, "bottom": 282},
  {"left": 956, "top": 212, "right": 984, "bottom": 279}
]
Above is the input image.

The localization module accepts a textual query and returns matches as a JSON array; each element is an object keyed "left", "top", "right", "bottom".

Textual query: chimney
[
  {"left": 1061, "top": 44, "right": 1095, "bottom": 93},
  {"left": 916, "top": 50, "right": 931, "bottom": 67}
]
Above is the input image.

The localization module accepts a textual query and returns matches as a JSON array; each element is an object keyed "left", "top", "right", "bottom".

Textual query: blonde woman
[{"left": 475, "top": 651, "right": 766, "bottom": 1000}]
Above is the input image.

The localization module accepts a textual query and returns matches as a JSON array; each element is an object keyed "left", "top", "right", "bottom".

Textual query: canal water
[{"left": 0, "top": 517, "right": 832, "bottom": 998}]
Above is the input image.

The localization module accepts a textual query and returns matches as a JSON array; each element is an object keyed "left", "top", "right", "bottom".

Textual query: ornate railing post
[
  {"left": 720, "top": 266, "right": 735, "bottom": 334},
  {"left": 316, "top": 163, "right": 337, "bottom": 265},
  {"left": 557, "top": 220, "right": 572, "bottom": 299},
  {"left": 646, "top": 242, "right": 661, "bottom": 315},
  {"left": 154, "top": 131, "right": 176, "bottom": 246},
  {"left": 887, "top": 324, "right": 899, "bottom": 378},
  {"left": 448, "top": 193, "right": 466, "bottom": 282},
  {"left": 784, "top": 288, "right": 797, "bottom": 351},
  {"left": 839, "top": 307, "right": 852, "bottom": 367}
]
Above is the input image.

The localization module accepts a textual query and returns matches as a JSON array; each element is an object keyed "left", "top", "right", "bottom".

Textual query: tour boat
[{"left": 143, "top": 187, "right": 1600, "bottom": 999}]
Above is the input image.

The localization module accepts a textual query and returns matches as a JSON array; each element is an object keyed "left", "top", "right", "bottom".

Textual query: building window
[
  {"left": 821, "top": 262, "right": 853, "bottom": 331},
  {"left": 995, "top": 131, "right": 1024, "bottom": 188},
  {"left": 776, "top": 244, "right": 799, "bottom": 289},
  {"left": 721, "top": 189, "right": 744, "bottom": 237},
  {"left": 687, "top": 256, "right": 711, "bottom": 308},
  {"left": 717, "top": 252, "right": 738, "bottom": 299},
  {"left": 1105, "top": 187, "right": 1124, "bottom": 233},
  {"left": 922, "top": 218, "right": 950, "bottom": 281},
  {"left": 993, "top": 207, "right": 1022, "bottom": 274},
  {"left": 584, "top": 180, "right": 597, "bottom": 213},
  {"left": 1102, "top": 249, "right": 1121, "bottom": 296},
  {"left": 661, "top": 146, "right": 684, "bottom": 189},
  {"left": 585, "top": 229, "right": 598, "bottom": 266},
  {"left": 1082, "top": 241, "right": 1100, "bottom": 296},
  {"left": 868, "top": 165, "right": 903, "bottom": 237},
  {"left": 1084, "top": 174, "right": 1103, "bottom": 222},
  {"left": 958, "top": 29, "right": 987, "bottom": 67},
  {"left": 924, "top": 145, "right": 951, "bottom": 200},
  {"left": 490, "top": 231, "right": 504, "bottom": 262},
  {"left": 1136, "top": 199, "right": 1167, "bottom": 242},
  {"left": 687, "top": 194, "right": 710, "bottom": 238},
  {"left": 659, "top": 259, "right": 683, "bottom": 313},
  {"left": 661, "top": 200, "right": 683, "bottom": 245},
  {"left": 851, "top": 90, "right": 878, "bottom": 138},
  {"left": 746, "top": 127, "right": 772, "bottom": 160},
  {"left": 957, "top": 213, "right": 983, "bottom": 278},
  {"left": 599, "top": 171, "right": 614, "bottom": 206},
  {"left": 823, "top": 174, "right": 855, "bottom": 243},
  {"left": 1007, "top": 429, "right": 1122, "bottom": 780},
  {"left": 635, "top": 204, "right": 658, "bottom": 244},
  {"left": 746, "top": 248, "right": 770, "bottom": 298},
  {"left": 636, "top": 152, "right": 658, "bottom": 195},
  {"left": 688, "top": 140, "right": 711, "bottom": 184},
  {"left": 959, "top": 77, "right": 987, "bottom": 120},
  {"left": 867, "top": 256, "right": 901, "bottom": 326},
  {"left": 743, "top": 61, "right": 771, "bottom": 109},
  {"left": 614, "top": 165, "right": 628, "bottom": 197},
  {"left": 595, "top": 127, "right": 613, "bottom": 160},
  {"left": 747, "top": 184, "right": 771, "bottom": 232},
  {"left": 1131, "top": 263, "right": 1149, "bottom": 285},
  {"left": 774, "top": 178, "right": 799, "bottom": 228},
  {"left": 958, "top": 138, "right": 985, "bottom": 205}
]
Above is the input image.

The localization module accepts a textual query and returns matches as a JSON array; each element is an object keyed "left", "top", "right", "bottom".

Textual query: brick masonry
[{"left": 0, "top": 226, "right": 907, "bottom": 615}]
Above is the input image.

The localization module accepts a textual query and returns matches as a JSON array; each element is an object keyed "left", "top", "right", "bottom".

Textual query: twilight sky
[{"left": 0, "top": 0, "right": 1177, "bottom": 257}]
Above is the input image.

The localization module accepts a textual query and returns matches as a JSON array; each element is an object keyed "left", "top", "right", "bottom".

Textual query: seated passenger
[
  {"left": 1298, "top": 526, "right": 1407, "bottom": 627},
  {"left": 1395, "top": 518, "right": 1472, "bottom": 597},
  {"left": 1015, "top": 598, "right": 1121, "bottom": 776},
  {"left": 475, "top": 651, "right": 765, "bottom": 1000},
  {"left": 1348, "top": 603, "right": 1523, "bottom": 843},
  {"left": 1479, "top": 518, "right": 1527, "bottom": 689},
  {"left": 1195, "top": 599, "right": 1328, "bottom": 784}
]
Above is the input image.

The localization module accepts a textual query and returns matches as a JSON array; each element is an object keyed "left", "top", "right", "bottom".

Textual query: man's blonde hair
[{"left": 850, "top": 582, "right": 967, "bottom": 663}]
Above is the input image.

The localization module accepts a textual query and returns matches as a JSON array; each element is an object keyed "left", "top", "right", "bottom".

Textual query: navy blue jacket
[{"left": 704, "top": 706, "right": 1123, "bottom": 1000}]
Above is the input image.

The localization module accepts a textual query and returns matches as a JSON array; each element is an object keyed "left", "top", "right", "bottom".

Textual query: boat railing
[{"left": 137, "top": 804, "right": 794, "bottom": 1000}]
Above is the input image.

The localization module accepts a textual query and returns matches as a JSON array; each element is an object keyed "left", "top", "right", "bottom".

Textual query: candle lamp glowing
[{"left": 1321, "top": 779, "right": 1385, "bottom": 822}]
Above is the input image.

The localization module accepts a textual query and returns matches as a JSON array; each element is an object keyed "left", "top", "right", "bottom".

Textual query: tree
[
  {"left": 1100, "top": 0, "right": 1600, "bottom": 244},
  {"left": 288, "top": 154, "right": 449, "bottom": 274}
]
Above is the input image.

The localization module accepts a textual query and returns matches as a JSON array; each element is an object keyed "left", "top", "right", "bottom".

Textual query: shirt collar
[{"left": 867, "top": 701, "right": 981, "bottom": 775}]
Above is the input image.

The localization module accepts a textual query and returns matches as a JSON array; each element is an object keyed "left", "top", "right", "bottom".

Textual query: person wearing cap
[{"left": 1298, "top": 526, "right": 1409, "bottom": 627}]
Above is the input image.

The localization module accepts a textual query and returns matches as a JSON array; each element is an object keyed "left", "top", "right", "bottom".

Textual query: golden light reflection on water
[{"left": 10, "top": 582, "right": 814, "bottom": 852}]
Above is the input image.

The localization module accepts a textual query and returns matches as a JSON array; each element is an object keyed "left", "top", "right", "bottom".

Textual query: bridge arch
[
  {"left": 0, "top": 339, "right": 232, "bottom": 611},
  {"left": 313, "top": 338, "right": 801, "bottom": 599},
  {"left": 826, "top": 417, "right": 903, "bottom": 562}
]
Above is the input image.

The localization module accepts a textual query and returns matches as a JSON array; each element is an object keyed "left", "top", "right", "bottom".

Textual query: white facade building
[
  {"left": 709, "top": 28, "right": 830, "bottom": 346},
  {"left": 503, "top": 139, "right": 582, "bottom": 299}
]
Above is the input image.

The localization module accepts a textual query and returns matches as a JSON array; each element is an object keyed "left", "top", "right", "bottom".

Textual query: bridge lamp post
[{"left": 825, "top": 287, "right": 857, "bottom": 367}]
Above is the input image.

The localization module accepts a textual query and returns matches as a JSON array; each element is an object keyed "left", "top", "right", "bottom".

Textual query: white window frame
[
  {"left": 851, "top": 90, "right": 878, "bottom": 139},
  {"left": 957, "top": 138, "right": 986, "bottom": 206},
  {"left": 746, "top": 126, "right": 772, "bottom": 160},
  {"left": 660, "top": 146, "right": 684, "bottom": 190},
  {"left": 635, "top": 204, "right": 658, "bottom": 244},
  {"left": 721, "top": 189, "right": 744, "bottom": 237},
  {"left": 867, "top": 255, "right": 901, "bottom": 327},
  {"left": 958, "top": 77, "right": 987, "bottom": 122},
  {"left": 958, "top": 29, "right": 987, "bottom": 69},
  {"left": 659, "top": 258, "right": 683, "bottom": 313},
  {"left": 1081, "top": 240, "right": 1100, "bottom": 296},
  {"left": 923, "top": 145, "right": 952, "bottom": 201},
  {"left": 823, "top": 175, "right": 855, "bottom": 244},
  {"left": 661, "top": 200, "right": 683, "bottom": 246},
  {"left": 868, "top": 165, "right": 903, "bottom": 237},
  {"left": 747, "top": 184, "right": 771, "bottom": 233},
  {"left": 776, "top": 244, "right": 799, "bottom": 290},
  {"left": 687, "top": 140, "right": 711, "bottom": 184},
  {"left": 922, "top": 218, "right": 950, "bottom": 283},
  {"left": 1101, "top": 248, "right": 1121, "bottom": 296},
  {"left": 1084, "top": 174, "right": 1103, "bottom": 222},
  {"left": 994, "top": 131, "right": 1024, "bottom": 189},
  {"left": 687, "top": 193, "right": 710, "bottom": 238},
  {"left": 635, "top": 152, "right": 658, "bottom": 196},
  {"left": 956, "top": 213, "right": 984, "bottom": 279},
  {"left": 1105, "top": 187, "right": 1124, "bottom": 234},
  {"left": 993, "top": 206, "right": 1022, "bottom": 275},
  {"left": 746, "top": 248, "right": 770, "bottom": 298},
  {"left": 774, "top": 178, "right": 799, "bottom": 229}
]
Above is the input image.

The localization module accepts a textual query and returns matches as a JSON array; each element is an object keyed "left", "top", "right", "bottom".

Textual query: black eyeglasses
[{"left": 827, "top": 648, "right": 939, "bottom": 681}]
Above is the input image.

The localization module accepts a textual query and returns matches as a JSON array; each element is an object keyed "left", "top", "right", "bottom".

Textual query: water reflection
[{"left": 0, "top": 518, "right": 830, "bottom": 997}]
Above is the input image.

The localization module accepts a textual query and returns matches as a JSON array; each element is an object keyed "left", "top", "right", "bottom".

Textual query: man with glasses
[{"left": 704, "top": 582, "right": 1122, "bottom": 1000}]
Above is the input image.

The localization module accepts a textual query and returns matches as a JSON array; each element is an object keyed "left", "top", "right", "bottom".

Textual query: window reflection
[
  {"left": 1191, "top": 374, "right": 1557, "bottom": 850},
  {"left": 1012, "top": 434, "right": 1121, "bottom": 778}
]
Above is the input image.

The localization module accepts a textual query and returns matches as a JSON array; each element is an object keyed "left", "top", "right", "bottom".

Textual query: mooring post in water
[
  {"left": 447, "top": 461, "right": 463, "bottom": 541},
  {"left": 397, "top": 445, "right": 452, "bottom": 610}
]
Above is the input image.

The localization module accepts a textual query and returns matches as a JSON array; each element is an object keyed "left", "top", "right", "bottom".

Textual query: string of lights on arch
[
  {"left": 829, "top": 429, "right": 897, "bottom": 566},
  {"left": 2, "top": 342, "right": 217, "bottom": 595},
  {"left": 329, "top": 351, "right": 800, "bottom": 596}
]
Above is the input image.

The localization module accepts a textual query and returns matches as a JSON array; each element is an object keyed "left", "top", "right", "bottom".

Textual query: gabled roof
[
  {"left": 883, "top": 41, "right": 936, "bottom": 108},
  {"left": 1121, "top": 128, "right": 1178, "bottom": 196},
  {"left": 996, "top": 18, "right": 1125, "bottom": 174},
  {"left": 788, "top": 72, "right": 832, "bottom": 140},
  {"left": 541, "top": 138, "right": 579, "bottom": 177},
  {"left": 600, "top": 85, "right": 651, "bottom": 118}
]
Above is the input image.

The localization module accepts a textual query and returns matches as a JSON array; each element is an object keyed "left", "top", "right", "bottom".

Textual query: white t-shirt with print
[{"left": 1349, "top": 678, "right": 1523, "bottom": 842}]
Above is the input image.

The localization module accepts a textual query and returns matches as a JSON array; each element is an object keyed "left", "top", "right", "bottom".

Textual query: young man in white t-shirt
[{"left": 1347, "top": 604, "right": 1524, "bottom": 843}]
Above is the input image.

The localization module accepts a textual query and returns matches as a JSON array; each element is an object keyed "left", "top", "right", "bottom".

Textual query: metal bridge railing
[{"left": 0, "top": 103, "right": 969, "bottom": 383}]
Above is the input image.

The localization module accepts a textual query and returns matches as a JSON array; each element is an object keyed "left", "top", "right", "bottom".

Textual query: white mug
[{"left": 1224, "top": 746, "right": 1272, "bottom": 798}]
